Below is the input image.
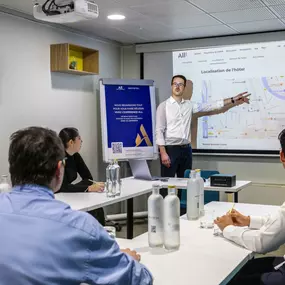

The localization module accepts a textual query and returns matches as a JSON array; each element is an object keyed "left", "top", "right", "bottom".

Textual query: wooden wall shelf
[{"left": 50, "top": 43, "right": 99, "bottom": 75}]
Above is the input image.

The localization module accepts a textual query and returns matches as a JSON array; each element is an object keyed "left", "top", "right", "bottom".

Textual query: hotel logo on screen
[{"left": 178, "top": 52, "right": 188, "bottom": 58}]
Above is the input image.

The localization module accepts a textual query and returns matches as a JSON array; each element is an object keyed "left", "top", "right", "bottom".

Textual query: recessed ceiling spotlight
[{"left": 107, "top": 14, "right": 126, "bottom": 20}]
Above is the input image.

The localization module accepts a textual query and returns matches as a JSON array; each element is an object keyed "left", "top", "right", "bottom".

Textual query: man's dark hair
[
  {"left": 171, "top": 75, "right": 187, "bottom": 86},
  {"left": 9, "top": 127, "right": 65, "bottom": 187},
  {"left": 278, "top": 129, "right": 285, "bottom": 153},
  {"left": 58, "top": 128, "right": 79, "bottom": 149}
]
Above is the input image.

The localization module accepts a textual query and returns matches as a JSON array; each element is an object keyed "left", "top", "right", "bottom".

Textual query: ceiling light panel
[{"left": 187, "top": 0, "right": 264, "bottom": 13}]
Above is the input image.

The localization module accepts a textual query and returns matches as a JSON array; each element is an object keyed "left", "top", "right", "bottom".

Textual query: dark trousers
[
  {"left": 88, "top": 207, "right": 105, "bottom": 226},
  {"left": 160, "top": 144, "right": 192, "bottom": 202},
  {"left": 229, "top": 257, "right": 285, "bottom": 285}
]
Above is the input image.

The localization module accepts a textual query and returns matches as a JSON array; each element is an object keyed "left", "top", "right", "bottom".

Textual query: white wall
[
  {"left": 121, "top": 46, "right": 140, "bottom": 80},
  {"left": 0, "top": 12, "right": 121, "bottom": 181},
  {"left": 119, "top": 46, "right": 150, "bottom": 213},
  {"left": 140, "top": 49, "right": 285, "bottom": 206}
]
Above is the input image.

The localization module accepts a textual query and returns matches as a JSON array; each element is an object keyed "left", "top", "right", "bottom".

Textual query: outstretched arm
[{"left": 193, "top": 92, "right": 250, "bottom": 114}]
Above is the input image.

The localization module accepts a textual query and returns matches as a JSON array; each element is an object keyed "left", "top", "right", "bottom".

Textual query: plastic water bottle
[
  {"left": 148, "top": 183, "right": 164, "bottom": 248},
  {"left": 187, "top": 170, "right": 199, "bottom": 220},
  {"left": 113, "top": 160, "right": 121, "bottom": 196},
  {"left": 196, "top": 169, "right": 204, "bottom": 217},
  {"left": 0, "top": 175, "right": 11, "bottom": 193},
  {"left": 164, "top": 185, "right": 180, "bottom": 250},
  {"left": 106, "top": 160, "right": 121, "bottom": 198},
  {"left": 105, "top": 161, "right": 114, "bottom": 197}
]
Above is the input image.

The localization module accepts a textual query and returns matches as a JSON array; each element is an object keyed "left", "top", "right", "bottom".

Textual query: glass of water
[
  {"left": 104, "top": 226, "right": 116, "bottom": 239},
  {"left": 200, "top": 209, "right": 215, "bottom": 229}
]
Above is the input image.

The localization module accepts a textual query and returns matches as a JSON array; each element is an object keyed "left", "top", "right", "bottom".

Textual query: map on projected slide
[
  {"left": 199, "top": 77, "right": 285, "bottom": 149},
  {"left": 173, "top": 40, "right": 285, "bottom": 152}
]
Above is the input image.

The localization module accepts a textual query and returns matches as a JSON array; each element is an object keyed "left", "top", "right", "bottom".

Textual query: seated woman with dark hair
[{"left": 58, "top": 127, "right": 105, "bottom": 225}]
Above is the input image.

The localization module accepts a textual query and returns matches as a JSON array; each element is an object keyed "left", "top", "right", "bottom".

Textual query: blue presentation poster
[{"left": 101, "top": 82, "right": 156, "bottom": 161}]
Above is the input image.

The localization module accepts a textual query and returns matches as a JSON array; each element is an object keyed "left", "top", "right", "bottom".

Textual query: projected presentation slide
[{"left": 173, "top": 41, "right": 285, "bottom": 154}]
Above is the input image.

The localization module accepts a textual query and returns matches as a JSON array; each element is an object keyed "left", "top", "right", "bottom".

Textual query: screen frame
[
  {"left": 171, "top": 40, "right": 284, "bottom": 157},
  {"left": 192, "top": 148, "right": 279, "bottom": 156},
  {"left": 140, "top": 32, "right": 285, "bottom": 157}
]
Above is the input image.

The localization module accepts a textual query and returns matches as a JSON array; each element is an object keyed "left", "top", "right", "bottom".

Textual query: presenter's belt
[{"left": 165, "top": 144, "right": 191, "bottom": 149}]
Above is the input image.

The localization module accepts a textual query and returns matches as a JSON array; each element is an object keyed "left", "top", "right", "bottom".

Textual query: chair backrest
[
  {"left": 181, "top": 169, "right": 220, "bottom": 208},
  {"left": 201, "top": 170, "right": 220, "bottom": 180}
]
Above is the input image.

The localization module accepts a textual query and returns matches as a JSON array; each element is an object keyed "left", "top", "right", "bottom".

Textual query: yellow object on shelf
[
  {"left": 69, "top": 50, "right": 83, "bottom": 71},
  {"left": 50, "top": 43, "right": 99, "bottom": 75}
]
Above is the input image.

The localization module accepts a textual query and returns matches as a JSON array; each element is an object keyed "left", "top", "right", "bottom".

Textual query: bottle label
[
  {"left": 150, "top": 225, "right": 157, "bottom": 233},
  {"left": 149, "top": 216, "right": 163, "bottom": 233},
  {"left": 165, "top": 222, "right": 180, "bottom": 232},
  {"left": 149, "top": 216, "right": 160, "bottom": 220},
  {"left": 171, "top": 224, "right": 180, "bottom": 232}
]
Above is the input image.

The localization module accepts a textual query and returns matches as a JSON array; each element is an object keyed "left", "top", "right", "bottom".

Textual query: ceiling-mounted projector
[{"left": 33, "top": 0, "right": 99, "bottom": 23}]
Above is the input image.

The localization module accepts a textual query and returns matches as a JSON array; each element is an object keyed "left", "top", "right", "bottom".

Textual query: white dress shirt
[
  {"left": 223, "top": 202, "right": 285, "bottom": 254},
  {"left": 156, "top": 96, "right": 224, "bottom": 146}
]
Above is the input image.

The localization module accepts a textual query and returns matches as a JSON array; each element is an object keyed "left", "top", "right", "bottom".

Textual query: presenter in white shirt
[
  {"left": 215, "top": 129, "right": 285, "bottom": 285},
  {"left": 156, "top": 75, "right": 250, "bottom": 198}
]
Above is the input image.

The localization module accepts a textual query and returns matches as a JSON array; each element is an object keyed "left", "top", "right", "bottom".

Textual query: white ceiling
[{"left": 1, "top": 0, "right": 285, "bottom": 44}]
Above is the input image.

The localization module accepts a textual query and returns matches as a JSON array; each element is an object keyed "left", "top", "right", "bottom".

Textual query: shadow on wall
[
  {"left": 155, "top": 87, "right": 159, "bottom": 107},
  {"left": 190, "top": 104, "right": 233, "bottom": 148},
  {"left": 51, "top": 73, "right": 94, "bottom": 92},
  {"left": 95, "top": 88, "right": 108, "bottom": 180}
]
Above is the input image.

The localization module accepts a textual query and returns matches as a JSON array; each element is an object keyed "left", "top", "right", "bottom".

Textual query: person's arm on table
[
  {"left": 215, "top": 204, "right": 285, "bottom": 254},
  {"left": 74, "top": 153, "right": 104, "bottom": 192},
  {"left": 59, "top": 171, "right": 91, "bottom": 193},
  {"left": 59, "top": 171, "right": 104, "bottom": 193},
  {"left": 231, "top": 209, "right": 269, "bottom": 230},
  {"left": 156, "top": 103, "right": 171, "bottom": 168},
  {"left": 85, "top": 224, "right": 153, "bottom": 285}
]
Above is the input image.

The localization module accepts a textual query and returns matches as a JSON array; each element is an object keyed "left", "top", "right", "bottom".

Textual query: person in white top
[
  {"left": 215, "top": 129, "right": 285, "bottom": 285},
  {"left": 156, "top": 75, "right": 250, "bottom": 199}
]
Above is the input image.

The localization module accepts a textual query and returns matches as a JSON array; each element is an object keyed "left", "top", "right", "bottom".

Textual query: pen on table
[
  {"left": 229, "top": 203, "right": 235, "bottom": 214},
  {"left": 85, "top": 180, "right": 98, "bottom": 192},
  {"left": 87, "top": 179, "right": 105, "bottom": 192}
]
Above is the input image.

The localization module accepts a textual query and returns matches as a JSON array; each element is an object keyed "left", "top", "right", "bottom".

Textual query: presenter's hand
[
  {"left": 87, "top": 182, "right": 105, "bottom": 192},
  {"left": 230, "top": 209, "right": 250, "bottom": 227},
  {"left": 161, "top": 152, "right": 171, "bottom": 168},
  {"left": 233, "top": 92, "right": 250, "bottom": 105},
  {"left": 121, "top": 248, "right": 141, "bottom": 262},
  {"left": 214, "top": 215, "right": 234, "bottom": 231}
]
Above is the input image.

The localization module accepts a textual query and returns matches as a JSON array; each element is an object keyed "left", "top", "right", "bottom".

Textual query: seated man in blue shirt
[{"left": 0, "top": 127, "right": 153, "bottom": 285}]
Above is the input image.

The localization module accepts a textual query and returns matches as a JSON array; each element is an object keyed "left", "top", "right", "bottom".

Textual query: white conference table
[
  {"left": 56, "top": 178, "right": 153, "bottom": 239},
  {"left": 56, "top": 178, "right": 252, "bottom": 239},
  {"left": 117, "top": 201, "right": 280, "bottom": 285}
]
